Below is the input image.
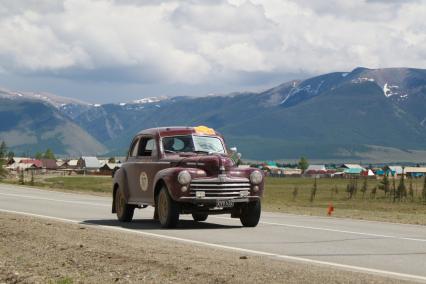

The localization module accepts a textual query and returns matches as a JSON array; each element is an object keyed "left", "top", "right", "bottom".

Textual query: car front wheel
[
  {"left": 240, "top": 200, "right": 261, "bottom": 227},
  {"left": 115, "top": 187, "right": 134, "bottom": 222},
  {"left": 157, "top": 186, "right": 179, "bottom": 228}
]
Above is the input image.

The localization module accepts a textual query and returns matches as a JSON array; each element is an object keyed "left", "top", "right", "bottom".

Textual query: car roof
[{"left": 136, "top": 126, "right": 221, "bottom": 137}]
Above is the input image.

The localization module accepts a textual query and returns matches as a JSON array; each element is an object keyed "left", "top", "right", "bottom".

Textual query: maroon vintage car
[{"left": 112, "top": 126, "right": 264, "bottom": 228}]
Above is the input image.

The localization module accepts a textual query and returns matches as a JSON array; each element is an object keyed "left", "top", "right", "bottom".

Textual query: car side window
[
  {"left": 129, "top": 138, "right": 140, "bottom": 157},
  {"left": 138, "top": 137, "right": 157, "bottom": 157}
]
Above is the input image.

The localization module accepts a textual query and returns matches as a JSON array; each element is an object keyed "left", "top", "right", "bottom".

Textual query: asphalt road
[{"left": 1, "top": 184, "right": 426, "bottom": 282}]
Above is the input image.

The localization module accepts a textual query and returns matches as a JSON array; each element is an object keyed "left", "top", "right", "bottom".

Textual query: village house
[
  {"left": 9, "top": 159, "right": 43, "bottom": 172},
  {"left": 60, "top": 159, "right": 79, "bottom": 170},
  {"left": 304, "top": 165, "right": 327, "bottom": 177},
  {"left": 383, "top": 165, "right": 403, "bottom": 177},
  {"left": 281, "top": 168, "right": 302, "bottom": 176},
  {"left": 40, "top": 159, "right": 58, "bottom": 171},
  {"left": 99, "top": 163, "right": 121, "bottom": 176},
  {"left": 6, "top": 157, "right": 26, "bottom": 167},
  {"left": 78, "top": 156, "right": 101, "bottom": 173},
  {"left": 404, "top": 167, "right": 426, "bottom": 178}
]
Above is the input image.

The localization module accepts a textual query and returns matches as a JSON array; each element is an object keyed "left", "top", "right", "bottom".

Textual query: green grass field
[
  {"left": 2, "top": 175, "right": 112, "bottom": 194},
  {"left": 263, "top": 177, "right": 426, "bottom": 225},
  {"left": 2, "top": 175, "right": 426, "bottom": 225},
  {"left": 44, "top": 176, "right": 112, "bottom": 193}
]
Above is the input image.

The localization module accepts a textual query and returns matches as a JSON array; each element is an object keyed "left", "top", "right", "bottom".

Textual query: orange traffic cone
[{"left": 327, "top": 203, "right": 334, "bottom": 216}]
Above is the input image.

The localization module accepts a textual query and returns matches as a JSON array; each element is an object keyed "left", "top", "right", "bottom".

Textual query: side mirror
[{"left": 229, "top": 147, "right": 242, "bottom": 165}]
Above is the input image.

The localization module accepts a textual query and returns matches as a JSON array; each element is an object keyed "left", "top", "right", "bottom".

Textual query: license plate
[{"left": 216, "top": 199, "right": 234, "bottom": 208}]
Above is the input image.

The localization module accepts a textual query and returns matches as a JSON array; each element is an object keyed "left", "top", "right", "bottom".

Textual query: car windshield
[{"left": 162, "top": 135, "right": 225, "bottom": 154}]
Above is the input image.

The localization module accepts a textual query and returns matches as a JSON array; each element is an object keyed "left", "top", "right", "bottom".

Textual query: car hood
[{"left": 167, "top": 154, "right": 235, "bottom": 176}]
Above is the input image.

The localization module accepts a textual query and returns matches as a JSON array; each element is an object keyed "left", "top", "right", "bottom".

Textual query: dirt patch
[{"left": 0, "top": 212, "right": 412, "bottom": 283}]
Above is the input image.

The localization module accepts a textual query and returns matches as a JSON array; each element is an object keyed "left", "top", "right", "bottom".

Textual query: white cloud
[{"left": 0, "top": 0, "right": 425, "bottom": 86}]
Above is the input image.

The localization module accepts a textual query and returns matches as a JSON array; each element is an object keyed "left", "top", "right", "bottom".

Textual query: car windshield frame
[{"left": 161, "top": 134, "right": 226, "bottom": 155}]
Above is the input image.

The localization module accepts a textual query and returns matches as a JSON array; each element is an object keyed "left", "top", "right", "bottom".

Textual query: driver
[{"left": 163, "top": 138, "right": 175, "bottom": 152}]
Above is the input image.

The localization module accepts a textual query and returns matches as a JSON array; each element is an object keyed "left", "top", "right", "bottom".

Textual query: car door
[
  {"left": 127, "top": 135, "right": 158, "bottom": 204},
  {"left": 124, "top": 137, "right": 141, "bottom": 203}
]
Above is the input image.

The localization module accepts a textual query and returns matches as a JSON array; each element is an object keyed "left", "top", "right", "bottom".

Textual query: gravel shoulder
[{"left": 0, "top": 212, "right": 413, "bottom": 284}]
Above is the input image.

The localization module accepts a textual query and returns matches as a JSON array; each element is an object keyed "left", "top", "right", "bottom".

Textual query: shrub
[
  {"left": 422, "top": 177, "right": 426, "bottom": 204},
  {"left": 360, "top": 177, "right": 368, "bottom": 199},
  {"left": 408, "top": 177, "right": 414, "bottom": 202},
  {"left": 310, "top": 178, "right": 317, "bottom": 202},
  {"left": 379, "top": 175, "right": 390, "bottom": 195},
  {"left": 292, "top": 186, "right": 299, "bottom": 201},
  {"left": 346, "top": 178, "right": 358, "bottom": 199},
  {"left": 370, "top": 186, "right": 377, "bottom": 199},
  {"left": 397, "top": 174, "right": 407, "bottom": 201}
]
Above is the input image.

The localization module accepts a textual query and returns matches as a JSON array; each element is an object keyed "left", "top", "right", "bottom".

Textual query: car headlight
[
  {"left": 250, "top": 170, "right": 263, "bottom": 185},
  {"left": 178, "top": 170, "right": 191, "bottom": 185}
]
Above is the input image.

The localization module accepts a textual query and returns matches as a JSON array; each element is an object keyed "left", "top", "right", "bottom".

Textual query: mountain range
[{"left": 1, "top": 67, "right": 426, "bottom": 162}]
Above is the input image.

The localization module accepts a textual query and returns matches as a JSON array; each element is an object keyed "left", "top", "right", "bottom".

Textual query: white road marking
[
  {"left": 212, "top": 216, "right": 426, "bottom": 243},
  {"left": 0, "top": 192, "right": 109, "bottom": 207},
  {"left": 1, "top": 208, "right": 426, "bottom": 283}
]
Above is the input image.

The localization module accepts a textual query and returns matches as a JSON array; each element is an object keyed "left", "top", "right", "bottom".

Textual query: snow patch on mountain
[
  {"left": 132, "top": 96, "right": 166, "bottom": 104},
  {"left": 383, "top": 83, "right": 404, "bottom": 98},
  {"left": 280, "top": 81, "right": 324, "bottom": 105},
  {"left": 351, "top": 77, "right": 375, "bottom": 84}
]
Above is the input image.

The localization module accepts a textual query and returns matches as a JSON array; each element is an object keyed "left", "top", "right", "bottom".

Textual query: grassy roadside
[
  {"left": 2, "top": 175, "right": 426, "bottom": 225},
  {"left": 1, "top": 175, "right": 112, "bottom": 195},
  {"left": 263, "top": 177, "right": 426, "bottom": 225}
]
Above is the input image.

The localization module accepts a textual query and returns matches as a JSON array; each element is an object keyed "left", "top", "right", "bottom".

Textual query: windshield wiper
[
  {"left": 193, "top": 150, "right": 210, "bottom": 154},
  {"left": 164, "top": 150, "right": 177, "bottom": 153},
  {"left": 194, "top": 150, "right": 223, "bottom": 155}
]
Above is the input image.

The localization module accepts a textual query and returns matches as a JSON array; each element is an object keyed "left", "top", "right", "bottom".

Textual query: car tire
[
  {"left": 192, "top": 213, "right": 208, "bottom": 222},
  {"left": 240, "top": 200, "right": 261, "bottom": 227},
  {"left": 157, "top": 186, "right": 179, "bottom": 228},
  {"left": 115, "top": 187, "right": 134, "bottom": 222}
]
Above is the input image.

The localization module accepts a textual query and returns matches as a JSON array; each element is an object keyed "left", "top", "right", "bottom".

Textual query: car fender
[
  {"left": 153, "top": 167, "right": 202, "bottom": 201},
  {"left": 112, "top": 167, "right": 130, "bottom": 213},
  {"left": 152, "top": 168, "right": 182, "bottom": 201}
]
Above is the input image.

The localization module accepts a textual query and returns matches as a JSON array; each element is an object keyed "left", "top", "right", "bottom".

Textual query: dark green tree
[
  {"left": 0, "top": 141, "right": 7, "bottom": 179},
  {"left": 43, "top": 149, "right": 55, "bottom": 159},
  {"left": 108, "top": 157, "right": 116, "bottom": 163},
  {"left": 7, "top": 151, "right": 14, "bottom": 159},
  {"left": 0, "top": 141, "right": 6, "bottom": 158},
  {"left": 35, "top": 152, "right": 43, "bottom": 159},
  {"left": 0, "top": 162, "right": 5, "bottom": 179},
  {"left": 298, "top": 157, "right": 309, "bottom": 173}
]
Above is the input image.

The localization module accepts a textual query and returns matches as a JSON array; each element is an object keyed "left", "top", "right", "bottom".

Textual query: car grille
[{"left": 189, "top": 176, "right": 251, "bottom": 198}]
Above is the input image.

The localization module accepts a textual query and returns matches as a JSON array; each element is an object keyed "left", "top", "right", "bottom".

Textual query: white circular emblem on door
[{"left": 139, "top": 172, "right": 148, "bottom": 191}]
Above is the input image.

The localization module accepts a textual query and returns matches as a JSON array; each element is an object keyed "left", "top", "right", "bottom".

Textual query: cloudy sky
[{"left": 0, "top": 0, "right": 425, "bottom": 103}]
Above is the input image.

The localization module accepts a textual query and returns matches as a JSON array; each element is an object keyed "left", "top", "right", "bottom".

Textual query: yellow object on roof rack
[{"left": 194, "top": 125, "right": 216, "bottom": 135}]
